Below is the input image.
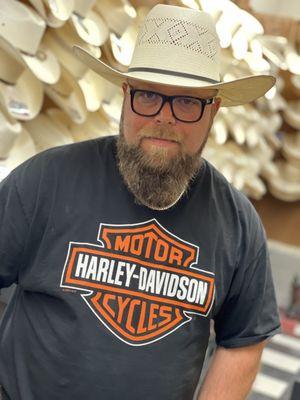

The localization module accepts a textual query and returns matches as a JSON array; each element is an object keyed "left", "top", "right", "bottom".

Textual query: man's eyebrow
[{"left": 129, "top": 85, "right": 217, "bottom": 98}]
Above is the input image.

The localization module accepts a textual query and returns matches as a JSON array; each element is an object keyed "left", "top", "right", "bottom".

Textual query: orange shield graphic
[{"left": 60, "top": 219, "right": 215, "bottom": 345}]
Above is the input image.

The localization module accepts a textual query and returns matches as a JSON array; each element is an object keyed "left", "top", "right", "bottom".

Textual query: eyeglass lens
[{"left": 132, "top": 90, "right": 204, "bottom": 122}]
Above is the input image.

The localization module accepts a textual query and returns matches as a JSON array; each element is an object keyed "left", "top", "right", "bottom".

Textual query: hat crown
[
  {"left": 0, "top": 0, "right": 45, "bottom": 54},
  {"left": 129, "top": 4, "right": 221, "bottom": 83}
]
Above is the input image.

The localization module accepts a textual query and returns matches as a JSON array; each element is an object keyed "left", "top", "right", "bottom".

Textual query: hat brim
[
  {"left": 22, "top": 45, "right": 61, "bottom": 84},
  {"left": 73, "top": 45, "right": 276, "bottom": 107}
]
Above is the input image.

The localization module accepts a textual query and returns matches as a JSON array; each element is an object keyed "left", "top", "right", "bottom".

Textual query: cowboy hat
[
  {"left": 267, "top": 161, "right": 300, "bottom": 202},
  {"left": 73, "top": 4, "right": 275, "bottom": 107},
  {"left": 0, "top": 102, "right": 22, "bottom": 159},
  {"left": 0, "top": 0, "right": 61, "bottom": 84},
  {"left": 283, "top": 101, "right": 300, "bottom": 130},
  {"left": 109, "top": 7, "right": 148, "bottom": 68},
  {"left": 0, "top": 37, "right": 44, "bottom": 121},
  {"left": 94, "top": 0, "right": 136, "bottom": 37},
  {"left": 282, "top": 132, "right": 300, "bottom": 167},
  {"left": 27, "top": 0, "right": 75, "bottom": 28},
  {"left": 78, "top": 69, "right": 119, "bottom": 112},
  {"left": 24, "top": 113, "right": 74, "bottom": 151},
  {"left": 4, "top": 126, "right": 37, "bottom": 171},
  {"left": 44, "top": 23, "right": 100, "bottom": 79},
  {"left": 70, "top": 107, "right": 116, "bottom": 142},
  {"left": 70, "top": 1, "right": 109, "bottom": 47},
  {"left": 44, "top": 65, "right": 87, "bottom": 123}
]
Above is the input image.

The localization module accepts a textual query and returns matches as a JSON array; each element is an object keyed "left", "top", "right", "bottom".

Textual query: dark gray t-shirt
[{"left": 0, "top": 136, "right": 280, "bottom": 400}]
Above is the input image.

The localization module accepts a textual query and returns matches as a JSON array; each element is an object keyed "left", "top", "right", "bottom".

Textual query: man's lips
[{"left": 142, "top": 136, "right": 179, "bottom": 147}]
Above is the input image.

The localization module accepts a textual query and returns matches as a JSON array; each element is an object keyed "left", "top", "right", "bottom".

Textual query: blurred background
[{"left": 0, "top": 1, "right": 300, "bottom": 399}]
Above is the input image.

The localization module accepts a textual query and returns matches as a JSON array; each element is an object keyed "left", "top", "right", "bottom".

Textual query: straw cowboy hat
[
  {"left": 71, "top": 0, "right": 109, "bottom": 47},
  {"left": 94, "top": 0, "right": 136, "bottom": 37},
  {"left": 0, "top": 102, "right": 22, "bottom": 159},
  {"left": 78, "top": 69, "right": 120, "bottom": 112},
  {"left": 282, "top": 132, "right": 300, "bottom": 168},
  {"left": 267, "top": 161, "right": 300, "bottom": 202},
  {"left": 44, "top": 22, "right": 100, "bottom": 79},
  {"left": 4, "top": 126, "right": 37, "bottom": 171},
  {"left": 24, "top": 113, "right": 74, "bottom": 152},
  {"left": 27, "top": 0, "right": 75, "bottom": 28},
  {"left": 44, "top": 65, "right": 87, "bottom": 124},
  {"left": 73, "top": 4, "right": 275, "bottom": 107},
  {"left": 283, "top": 101, "right": 300, "bottom": 130},
  {"left": 0, "top": 0, "right": 60, "bottom": 84},
  {"left": 69, "top": 107, "right": 116, "bottom": 142},
  {"left": 0, "top": 36, "right": 44, "bottom": 121}
]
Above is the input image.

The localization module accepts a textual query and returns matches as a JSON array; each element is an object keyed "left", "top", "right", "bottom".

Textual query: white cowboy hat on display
[
  {"left": 110, "top": 7, "right": 148, "bottom": 68},
  {"left": 74, "top": 4, "right": 275, "bottom": 107},
  {"left": 256, "top": 35, "right": 288, "bottom": 70},
  {"left": 46, "top": 107, "right": 74, "bottom": 133},
  {"left": 70, "top": 108, "right": 116, "bottom": 142},
  {"left": 24, "top": 113, "right": 74, "bottom": 151},
  {"left": 267, "top": 161, "right": 300, "bottom": 202},
  {"left": 0, "top": 102, "right": 22, "bottom": 159},
  {"left": 101, "top": 92, "right": 123, "bottom": 124},
  {"left": 211, "top": 112, "right": 228, "bottom": 144},
  {"left": 4, "top": 126, "right": 37, "bottom": 171},
  {"left": 291, "top": 74, "right": 300, "bottom": 91},
  {"left": 78, "top": 69, "right": 119, "bottom": 112},
  {"left": 284, "top": 43, "right": 300, "bottom": 75},
  {"left": 71, "top": 0, "right": 109, "bottom": 47},
  {"left": 44, "top": 66, "right": 87, "bottom": 124},
  {"left": 283, "top": 101, "right": 300, "bottom": 130},
  {"left": 27, "top": 0, "right": 75, "bottom": 28},
  {"left": 94, "top": 0, "right": 137, "bottom": 37},
  {"left": 0, "top": 0, "right": 61, "bottom": 84},
  {"left": 282, "top": 132, "right": 300, "bottom": 167},
  {"left": 43, "top": 23, "right": 100, "bottom": 80},
  {"left": 0, "top": 37, "right": 44, "bottom": 121}
]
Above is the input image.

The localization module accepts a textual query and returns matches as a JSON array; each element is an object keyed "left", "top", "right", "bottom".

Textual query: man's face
[
  {"left": 117, "top": 80, "right": 221, "bottom": 209},
  {"left": 121, "top": 80, "right": 221, "bottom": 161}
]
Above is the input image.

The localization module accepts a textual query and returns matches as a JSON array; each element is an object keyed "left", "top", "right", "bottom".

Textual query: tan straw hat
[
  {"left": 5, "top": 126, "right": 37, "bottom": 171},
  {"left": 0, "top": 37, "right": 44, "bottom": 121},
  {"left": 27, "top": 0, "right": 75, "bottom": 28},
  {"left": 0, "top": 0, "right": 61, "bottom": 84},
  {"left": 71, "top": 0, "right": 109, "bottom": 46},
  {"left": 44, "top": 22, "right": 100, "bottom": 79},
  {"left": 0, "top": 102, "right": 22, "bottom": 159},
  {"left": 94, "top": 0, "right": 136, "bottom": 37},
  {"left": 24, "top": 113, "right": 74, "bottom": 151},
  {"left": 73, "top": 4, "right": 275, "bottom": 107},
  {"left": 44, "top": 66, "right": 87, "bottom": 123}
]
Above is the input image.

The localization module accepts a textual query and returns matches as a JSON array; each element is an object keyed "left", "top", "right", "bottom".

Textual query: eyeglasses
[{"left": 128, "top": 86, "right": 215, "bottom": 123}]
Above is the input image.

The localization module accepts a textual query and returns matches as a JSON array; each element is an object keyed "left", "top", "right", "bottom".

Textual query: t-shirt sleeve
[
  {"left": 0, "top": 171, "right": 30, "bottom": 288},
  {"left": 213, "top": 217, "right": 281, "bottom": 348}
]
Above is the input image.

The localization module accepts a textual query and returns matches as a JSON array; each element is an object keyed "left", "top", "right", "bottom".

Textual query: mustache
[{"left": 137, "top": 125, "right": 182, "bottom": 144}]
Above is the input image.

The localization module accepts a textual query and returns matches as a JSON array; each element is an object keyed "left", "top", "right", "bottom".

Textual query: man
[{"left": 0, "top": 4, "right": 281, "bottom": 400}]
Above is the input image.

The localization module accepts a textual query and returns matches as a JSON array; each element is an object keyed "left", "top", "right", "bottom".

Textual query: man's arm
[{"left": 198, "top": 341, "right": 266, "bottom": 400}]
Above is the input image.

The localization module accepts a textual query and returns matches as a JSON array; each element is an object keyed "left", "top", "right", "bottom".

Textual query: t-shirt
[{"left": 0, "top": 136, "right": 281, "bottom": 400}]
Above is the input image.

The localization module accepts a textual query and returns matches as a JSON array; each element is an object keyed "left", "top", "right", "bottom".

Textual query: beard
[{"left": 116, "top": 112, "right": 209, "bottom": 210}]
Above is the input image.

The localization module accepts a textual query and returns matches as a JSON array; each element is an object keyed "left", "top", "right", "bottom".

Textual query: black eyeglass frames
[{"left": 128, "top": 86, "right": 215, "bottom": 123}]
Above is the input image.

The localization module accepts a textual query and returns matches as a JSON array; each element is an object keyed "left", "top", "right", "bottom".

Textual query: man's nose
[{"left": 154, "top": 100, "right": 176, "bottom": 125}]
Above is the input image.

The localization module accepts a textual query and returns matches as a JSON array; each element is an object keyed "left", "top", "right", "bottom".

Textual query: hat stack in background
[{"left": 0, "top": 0, "right": 299, "bottom": 202}]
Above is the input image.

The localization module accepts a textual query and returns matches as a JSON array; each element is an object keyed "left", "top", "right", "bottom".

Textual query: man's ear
[
  {"left": 212, "top": 97, "right": 222, "bottom": 117},
  {"left": 122, "top": 82, "right": 128, "bottom": 94}
]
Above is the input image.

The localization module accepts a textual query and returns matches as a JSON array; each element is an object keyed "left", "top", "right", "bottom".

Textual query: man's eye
[
  {"left": 178, "top": 97, "right": 198, "bottom": 106},
  {"left": 138, "top": 92, "right": 158, "bottom": 101}
]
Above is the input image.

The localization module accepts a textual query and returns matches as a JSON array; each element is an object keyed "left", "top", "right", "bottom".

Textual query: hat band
[{"left": 128, "top": 67, "right": 220, "bottom": 84}]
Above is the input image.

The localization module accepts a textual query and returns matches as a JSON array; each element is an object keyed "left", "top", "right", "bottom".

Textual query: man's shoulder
[
  {"left": 203, "top": 159, "right": 252, "bottom": 206},
  {"left": 13, "top": 135, "right": 116, "bottom": 175},
  {"left": 202, "top": 159, "right": 262, "bottom": 228}
]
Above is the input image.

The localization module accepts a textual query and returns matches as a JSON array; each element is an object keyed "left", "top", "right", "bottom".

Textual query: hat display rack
[{"left": 0, "top": 0, "right": 299, "bottom": 202}]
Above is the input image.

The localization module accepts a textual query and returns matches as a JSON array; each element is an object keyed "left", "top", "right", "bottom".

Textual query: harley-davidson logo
[{"left": 60, "top": 219, "right": 215, "bottom": 346}]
